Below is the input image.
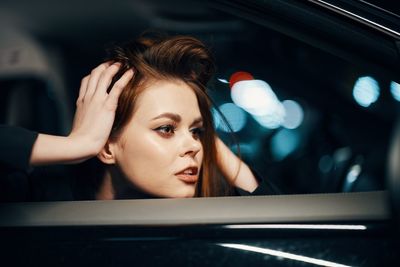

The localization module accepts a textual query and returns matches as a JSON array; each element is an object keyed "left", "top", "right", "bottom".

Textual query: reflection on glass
[
  {"left": 342, "top": 155, "right": 363, "bottom": 192},
  {"left": 345, "top": 164, "right": 361, "bottom": 183},
  {"left": 219, "top": 243, "right": 352, "bottom": 267},
  {"left": 333, "top": 147, "right": 352, "bottom": 163},
  {"left": 217, "top": 78, "right": 229, "bottom": 84},
  {"left": 223, "top": 224, "right": 367, "bottom": 230},
  {"left": 352, "top": 76, "right": 380, "bottom": 107}
]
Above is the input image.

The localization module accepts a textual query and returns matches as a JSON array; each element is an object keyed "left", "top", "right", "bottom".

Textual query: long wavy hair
[{"left": 104, "top": 33, "right": 235, "bottom": 197}]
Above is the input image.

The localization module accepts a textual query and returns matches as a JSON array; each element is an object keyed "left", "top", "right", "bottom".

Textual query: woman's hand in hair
[
  {"left": 69, "top": 62, "right": 134, "bottom": 159},
  {"left": 215, "top": 137, "right": 259, "bottom": 193},
  {"left": 30, "top": 63, "right": 133, "bottom": 165}
]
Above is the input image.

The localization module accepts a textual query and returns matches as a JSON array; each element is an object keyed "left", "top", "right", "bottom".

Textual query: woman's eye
[
  {"left": 191, "top": 127, "right": 205, "bottom": 138},
  {"left": 155, "top": 125, "right": 176, "bottom": 137}
]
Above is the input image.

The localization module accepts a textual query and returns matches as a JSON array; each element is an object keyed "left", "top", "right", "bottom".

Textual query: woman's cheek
[
  {"left": 120, "top": 132, "right": 176, "bottom": 176},
  {"left": 140, "top": 133, "right": 177, "bottom": 163}
]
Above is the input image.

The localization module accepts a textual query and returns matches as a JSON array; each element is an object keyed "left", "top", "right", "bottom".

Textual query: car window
[
  {"left": 209, "top": 20, "right": 396, "bottom": 194},
  {"left": 206, "top": 0, "right": 399, "bottom": 195}
]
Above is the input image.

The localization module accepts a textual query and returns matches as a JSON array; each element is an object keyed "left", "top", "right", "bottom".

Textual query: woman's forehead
[{"left": 133, "top": 79, "right": 202, "bottom": 121}]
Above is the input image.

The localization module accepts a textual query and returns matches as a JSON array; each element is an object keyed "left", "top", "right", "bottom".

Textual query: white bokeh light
[
  {"left": 217, "top": 78, "right": 229, "bottom": 84},
  {"left": 231, "top": 80, "right": 280, "bottom": 115},
  {"left": 253, "top": 103, "right": 285, "bottom": 129},
  {"left": 352, "top": 76, "right": 380, "bottom": 107},
  {"left": 231, "top": 79, "right": 286, "bottom": 129}
]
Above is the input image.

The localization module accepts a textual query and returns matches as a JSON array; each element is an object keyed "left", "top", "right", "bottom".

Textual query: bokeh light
[
  {"left": 231, "top": 80, "right": 282, "bottom": 115},
  {"left": 281, "top": 100, "right": 304, "bottom": 129},
  {"left": 390, "top": 81, "right": 400, "bottom": 102},
  {"left": 253, "top": 106, "right": 285, "bottom": 129},
  {"left": 270, "top": 129, "right": 300, "bottom": 160},
  {"left": 215, "top": 103, "right": 247, "bottom": 132},
  {"left": 352, "top": 76, "right": 380, "bottom": 107},
  {"left": 346, "top": 164, "right": 361, "bottom": 184},
  {"left": 230, "top": 79, "right": 286, "bottom": 129},
  {"left": 230, "top": 142, "right": 259, "bottom": 156},
  {"left": 218, "top": 78, "right": 229, "bottom": 84},
  {"left": 318, "top": 155, "right": 333, "bottom": 173}
]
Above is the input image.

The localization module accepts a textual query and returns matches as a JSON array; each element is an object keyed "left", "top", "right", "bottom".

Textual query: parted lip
[{"left": 175, "top": 166, "right": 199, "bottom": 183}]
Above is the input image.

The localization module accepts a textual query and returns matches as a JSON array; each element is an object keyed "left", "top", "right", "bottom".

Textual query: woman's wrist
[
  {"left": 234, "top": 162, "right": 259, "bottom": 192},
  {"left": 66, "top": 133, "right": 103, "bottom": 159},
  {"left": 215, "top": 136, "right": 259, "bottom": 192}
]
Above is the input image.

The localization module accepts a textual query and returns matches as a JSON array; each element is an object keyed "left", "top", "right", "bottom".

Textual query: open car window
[
  {"left": 0, "top": 0, "right": 399, "bottom": 200},
  {"left": 210, "top": 0, "right": 400, "bottom": 195}
]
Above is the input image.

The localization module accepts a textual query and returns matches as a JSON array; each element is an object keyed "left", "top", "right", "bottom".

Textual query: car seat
[{"left": 0, "top": 26, "right": 72, "bottom": 134}]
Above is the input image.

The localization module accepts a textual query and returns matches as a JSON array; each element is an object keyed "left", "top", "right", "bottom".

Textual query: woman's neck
[
  {"left": 95, "top": 170, "right": 115, "bottom": 200},
  {"left": 96, "top": 166, "right": 154, "bottom": 200}
]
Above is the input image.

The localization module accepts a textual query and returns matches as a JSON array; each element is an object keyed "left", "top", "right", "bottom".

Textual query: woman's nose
[{"left": 179, "top": 133, "right": 202, "bottom": 157}]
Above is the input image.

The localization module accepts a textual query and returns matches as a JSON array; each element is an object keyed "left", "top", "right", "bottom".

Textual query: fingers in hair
[
  {"left": 83, "top": 62, "right": 111, "bottom": 100},
  {"left": 106, "top": 69, "right": 134, "bottom": 108}
]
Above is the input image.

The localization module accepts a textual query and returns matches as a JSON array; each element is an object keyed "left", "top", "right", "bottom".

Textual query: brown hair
[{"left": 105, "top": 33, "right": 234, "bottom": 197}]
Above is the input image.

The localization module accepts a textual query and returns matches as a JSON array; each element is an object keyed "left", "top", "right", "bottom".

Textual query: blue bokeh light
[
  {"left": 318, "top": 155, "right": 333, "bottom": 173},
  {"left": 215, "top": 103, "right": 247, "bottom": 132},
  {"left": 212, "top": 108, "right": 221, "bottom": 129},
  {"left": 270, "top": 129, "right": 300, "bottom": 161},
  {"left": 352, "top": 76, "right": 380, "bottom": 107},
  {"left": 230, "top": 142, "right": 259, "bottom": 156},
  {"left": 281, "top": 100, "right": 304, "bottom": 129},
  {"left": 390, "top": 81, "right": 400, "bottom": 102}
]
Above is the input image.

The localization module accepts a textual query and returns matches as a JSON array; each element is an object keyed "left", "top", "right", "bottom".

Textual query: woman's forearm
[
  {"left": 29, "top": 134, "right": 97, "bottom": 166},
  {"left": 215, "top": 137, "right": 259, "bottom": 192}
]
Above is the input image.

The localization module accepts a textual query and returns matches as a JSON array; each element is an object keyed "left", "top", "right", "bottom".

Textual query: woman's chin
[{"left": 165, "top": 185, "right": 196, "bottom": 198}]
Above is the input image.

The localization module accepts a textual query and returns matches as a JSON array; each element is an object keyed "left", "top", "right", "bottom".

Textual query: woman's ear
[{"left": 97, "top": 141, "right": 117, "bottom": 164}]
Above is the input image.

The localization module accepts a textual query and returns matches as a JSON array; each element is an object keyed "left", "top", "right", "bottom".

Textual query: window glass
[{"left": 205, "top": 17, "right": 397, "bottom": 194}]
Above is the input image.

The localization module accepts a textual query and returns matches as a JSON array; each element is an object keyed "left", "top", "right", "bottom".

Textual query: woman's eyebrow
[
  {"left": 151, "top": 113, "right": 203, "bottom": 126},
  {"left": 151, "top": 112, "right": 181, "bottom": 122},
  {"left": 191, "top": 117, "right": 203, "bottom": 126}
]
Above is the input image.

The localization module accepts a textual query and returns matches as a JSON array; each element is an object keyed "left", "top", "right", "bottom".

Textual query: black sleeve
[
  {"left": 0, "top": 125, "right": 38, "bottom": 171},
  {"left": 235, "top": 168, "right": 281, "bottom": 196}
]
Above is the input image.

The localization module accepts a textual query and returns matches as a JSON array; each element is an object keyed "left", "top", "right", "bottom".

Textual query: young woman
[{"left": 0, "top": 34, "right": 278, "bottom": 201}]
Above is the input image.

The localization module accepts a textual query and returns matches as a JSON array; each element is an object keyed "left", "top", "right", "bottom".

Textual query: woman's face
[{"left": 111, "top": 79, "right": 204, "bottom": 198}]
